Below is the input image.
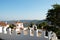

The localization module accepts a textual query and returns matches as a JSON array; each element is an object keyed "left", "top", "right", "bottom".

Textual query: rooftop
[{"left": 0, "top": 22, "right": 7, "bottom": 26}]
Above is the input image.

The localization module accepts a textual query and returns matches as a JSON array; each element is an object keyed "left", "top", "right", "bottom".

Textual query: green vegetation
[
  {"left": 29, "top": 22, "right": 34, "bottom": 27},
  {"left": 46, "top": 4, "right": 60, "bottom": 39},
  {"left": 29, "top": 4, "right": 60, "bottom": 39},
  {"left": 37, "top": 22, "right": 48, "bottom": 29},
  {"left": 9, "top": 24, "right": 16, "bottom": 29},
  {"left": 47, "top": 4, "right": 60, "bottom": 27}
]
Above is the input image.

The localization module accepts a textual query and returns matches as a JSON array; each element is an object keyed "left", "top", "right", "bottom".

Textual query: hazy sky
[{"left": 0, "top": 0, "right": 60, "bottom": 21}]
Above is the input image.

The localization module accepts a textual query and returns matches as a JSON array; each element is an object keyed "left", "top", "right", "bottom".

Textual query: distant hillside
[{"left": 3, "top": 20, "right": 47, "bottom": 27}]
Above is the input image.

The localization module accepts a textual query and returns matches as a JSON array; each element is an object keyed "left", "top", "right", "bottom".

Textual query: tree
[
  {"left": 9, "top": 24, "right": 16, "bottom": 29},
  {"left": 47, "top": 4, "right": 60, "bottom": 27},
  {"left": 29, "top": 22, "right": 34, "bottom": 27},
  {"left": 40, "top": 22, "right": 48, "bottom": 29},
  {"left": 37, "top": 22, "right": 48, "bottom": 29},
  {"left": 36, "top": 24, "right": 41, "bottom": 29},
  {"left": 46, "top": 4, "right": 60, "bottom": 38},
  {"left": 40, "top": 22, "right": 47, "bottom": 27}
]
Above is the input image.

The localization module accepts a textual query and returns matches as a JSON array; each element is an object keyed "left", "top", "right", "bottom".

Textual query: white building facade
[
  {"left": 15, "top": 22, "right": 24, "bottom": 34},
  {"left": 0, "top": 22, "right": 9, "bottom": 34}
]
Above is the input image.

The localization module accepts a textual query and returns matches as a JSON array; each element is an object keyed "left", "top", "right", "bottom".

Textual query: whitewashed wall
[
  {"left": 3, "top": 25, "right": 9, "bottom": 34},
  {"left": 0, "top": 26, "right": 2, "bottom": 33}
]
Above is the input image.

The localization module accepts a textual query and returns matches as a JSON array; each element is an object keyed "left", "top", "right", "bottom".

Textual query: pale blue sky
[{"left": 0, "top": 0, "right": 60, "bottom": 21}]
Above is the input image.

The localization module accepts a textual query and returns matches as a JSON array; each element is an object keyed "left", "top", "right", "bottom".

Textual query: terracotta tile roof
[{"left": 0, "top": 22, "right": 7, "bottom": 26}]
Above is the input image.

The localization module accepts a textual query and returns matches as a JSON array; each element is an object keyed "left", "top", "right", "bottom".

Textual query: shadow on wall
[{"left": 0, "top": 38, "right": 4, "bottom": 40}]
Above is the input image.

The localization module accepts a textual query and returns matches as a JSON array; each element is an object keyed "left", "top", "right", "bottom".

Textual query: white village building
[
  {"left": 32, "top": 24, "right": 37, "bottom": 30},
  {"left": 0, "top": 22, "right": 9, "bottom": 34},
  {"left": 15, "top": 22, "right": 24, "bottom": 33}
]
